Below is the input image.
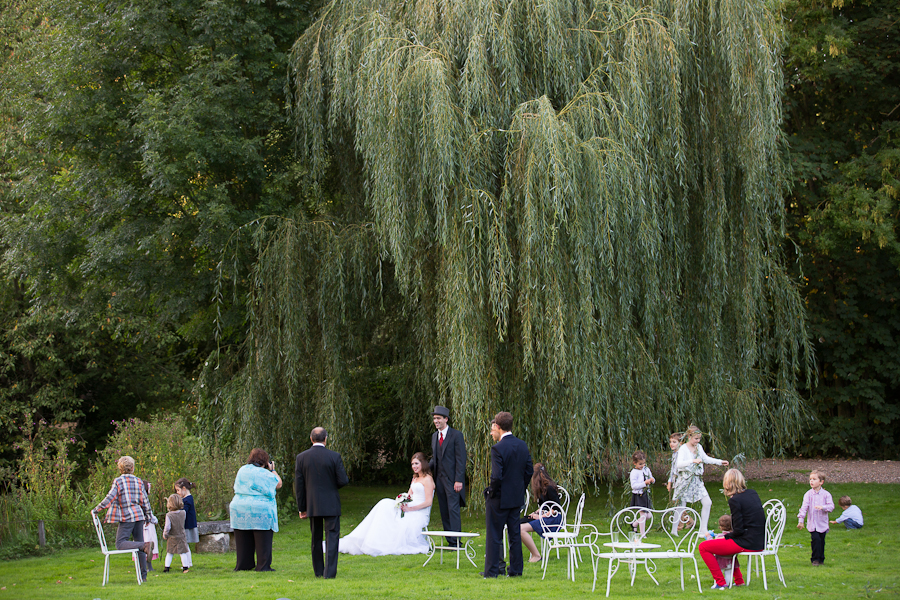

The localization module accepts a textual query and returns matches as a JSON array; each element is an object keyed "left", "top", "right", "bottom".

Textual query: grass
[{"left": 0, "top": 480, "right": 897, "bottom": 599}]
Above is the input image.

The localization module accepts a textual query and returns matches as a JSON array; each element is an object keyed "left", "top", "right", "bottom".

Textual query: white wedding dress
[{"left": 339, "top": 481, "right": 432, "bottom": 556}]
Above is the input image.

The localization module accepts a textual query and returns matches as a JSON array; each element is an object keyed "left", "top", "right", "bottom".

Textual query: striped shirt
[
  {"left": 96, "top": 474, "right": 151, "bottom": 524},
  {"left": 798, "top": 487, "right": 834, "bottom": 533}
]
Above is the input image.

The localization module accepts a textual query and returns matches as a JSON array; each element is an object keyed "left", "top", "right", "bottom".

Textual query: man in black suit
[
  {"left": 482, "top": 411, "right": 533, "bottom": 578},
  {"left": 429, "top": 405, "right": 467, "bottom": 547},
  {"left": 295, "top": 427, "right": 349, "bottom": 579}
]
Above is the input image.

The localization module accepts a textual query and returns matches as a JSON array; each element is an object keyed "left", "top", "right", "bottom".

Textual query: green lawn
[{"left": 1, "top": 480, "right": 896, "bottom": 599}]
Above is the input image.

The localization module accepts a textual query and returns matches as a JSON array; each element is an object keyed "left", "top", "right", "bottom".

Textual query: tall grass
[
  {"left": 0, "top": 426, "right": 93, "bottom": 558},
  {"left": 0, "top": 415, "right": 243, "bottom": 559}
]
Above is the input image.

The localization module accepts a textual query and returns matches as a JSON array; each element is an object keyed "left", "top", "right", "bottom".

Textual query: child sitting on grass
[{"left": 830, "top": 495, "right": 863, "bottom": 530}]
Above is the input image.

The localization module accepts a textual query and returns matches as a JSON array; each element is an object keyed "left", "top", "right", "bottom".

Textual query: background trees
[
  {"left": 200, "top": 0, "right": 816, "bottom": 493},
  {"left": 0, "top": 0, "right": 319, "bottom": 461},
  {"left": 782, "top": 0, "right": 899, "bottom": 457},
  {"left": 1, "top": 0, "right": 895, "bottom": 488}
]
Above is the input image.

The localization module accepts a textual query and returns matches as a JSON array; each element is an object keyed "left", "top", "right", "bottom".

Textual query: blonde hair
[
  {"left": 167, "top": 494, "right": 184, "bottom": 511},
  {"left": 722, "top": 468, "right": 747, "bottom": 497},
  {"left": 117, "top": 456, "right": 135, "bottom": 474},
  {"left": 683, "top": 424, "right": 702, "bottom": 441},
  {"left": 810, "top": 469, "right": 826, "bottom": 483}
]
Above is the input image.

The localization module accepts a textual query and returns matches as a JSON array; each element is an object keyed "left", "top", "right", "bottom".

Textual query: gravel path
[
  {"left": 739, "top": 458, "right": 900, "bottom": 484},
  {"left": 643, "top": 457, "right": 900, "bottom": 485}
]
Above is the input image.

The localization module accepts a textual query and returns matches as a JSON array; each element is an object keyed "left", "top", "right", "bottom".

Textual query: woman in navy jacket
[{"left": 698, "top": 469, "right": 766, "bottom": 589}]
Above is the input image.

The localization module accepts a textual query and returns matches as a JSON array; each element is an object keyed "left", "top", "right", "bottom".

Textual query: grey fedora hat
[{"left": 432, "top": 405, "right": 450, "bottom": 418}]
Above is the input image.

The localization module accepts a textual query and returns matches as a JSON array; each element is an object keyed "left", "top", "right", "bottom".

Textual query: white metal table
[
  {"left": 603, "top": 540, "right": 662, "bottom": 587},
  {"left": 422, "top": 531, "right": 480, "bottom": 569}
]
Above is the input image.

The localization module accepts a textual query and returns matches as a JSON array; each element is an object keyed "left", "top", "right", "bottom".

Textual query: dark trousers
[
  {"left": 310, "top": 516, "right": 340, "bottom": 578},
  {"left": 435, "top": 475, "right": 462, "bottom": 546},
  {"left": 115, "top": 521, "right": 147, "bottom": 580},
  {"left": 233, "top": 529, "right": 274, "bottom": 571},
  {"left": 843, "top": 519, "right": 863, "bottom": 529},
  {"left": 484, "top": 498, "right": 523, "bottom": 577},
  {"left": 810, "top": 530, "right": 827, "bottom": 563}
]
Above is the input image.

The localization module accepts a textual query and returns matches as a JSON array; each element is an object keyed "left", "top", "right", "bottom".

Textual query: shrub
[{"left": 88, "top": 415, "right": 243, "bottom": 520}]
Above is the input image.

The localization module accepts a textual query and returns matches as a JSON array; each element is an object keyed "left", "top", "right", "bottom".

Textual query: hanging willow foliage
[{"left": 201, "top": 0, "right": 814, "bottom": 496}]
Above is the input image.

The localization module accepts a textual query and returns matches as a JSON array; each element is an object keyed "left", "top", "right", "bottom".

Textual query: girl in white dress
[
  {"left": 672, "top": 424, "right": 728, "bottom": 537},
  {"left": 339, "top": 452, "right": 435, "bottom": 556}
]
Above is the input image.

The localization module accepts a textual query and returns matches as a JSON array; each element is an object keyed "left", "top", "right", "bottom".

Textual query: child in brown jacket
[{"left": 163, "top": 494, "right": 192, "bottom": 573}]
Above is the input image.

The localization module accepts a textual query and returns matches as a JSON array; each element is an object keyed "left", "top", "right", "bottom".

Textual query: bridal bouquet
[{"left": 395, "top": 492, "right": 411, "bottom": 517}]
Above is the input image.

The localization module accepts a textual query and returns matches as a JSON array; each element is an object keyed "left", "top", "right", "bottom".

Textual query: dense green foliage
[
  {"left": 0, "top": 0, "right": 320, "bottom": 459},
  {"left": 782, "top": 0, "right": 900, "bottom": 457},
  {"left": 0, "top": 0, "right": 896, "bottom": 491}
]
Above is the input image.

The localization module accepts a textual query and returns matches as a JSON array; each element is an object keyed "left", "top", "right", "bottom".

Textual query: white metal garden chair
[
  {"left": 729, "top": 499, "right": 787, "bottom": 589},
  {"left": 541, "top": 494, "right": 589, "bottom": 580},
  {"left": 556, "top": 485, "right": 571, "bottom": 515},
  {"left": 91, "top": 512, "right": 143, "bottom": 586},
  {"left": 545, "top": 485, "right": 571, "bottom": 559}
]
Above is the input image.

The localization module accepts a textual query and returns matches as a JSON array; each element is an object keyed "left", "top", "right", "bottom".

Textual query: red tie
[{"left": 439, "top": 432, "right": 444, "bottom": 447}]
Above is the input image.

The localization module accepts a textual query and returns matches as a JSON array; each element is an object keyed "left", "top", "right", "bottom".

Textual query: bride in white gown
[{"left": 339, "top": 452, "right": 435, "bottom": 556}]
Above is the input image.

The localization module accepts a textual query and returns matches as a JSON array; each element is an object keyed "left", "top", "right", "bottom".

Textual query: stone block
[{"left": 196, "top": 532, "right": 232, "bottom": 553}]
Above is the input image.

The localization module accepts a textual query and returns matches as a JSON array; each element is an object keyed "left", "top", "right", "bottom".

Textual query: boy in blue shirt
[{"left": 830, "top": 495, "right": 863, "bottom": 529}]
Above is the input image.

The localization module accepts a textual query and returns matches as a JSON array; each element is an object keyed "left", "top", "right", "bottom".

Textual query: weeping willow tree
[{"left": 200, "top": 0, "right": 814, "bottom": 493}]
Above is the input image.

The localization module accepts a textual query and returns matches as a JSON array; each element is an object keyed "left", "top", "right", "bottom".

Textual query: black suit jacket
[
  {"left": 725, "top": 489, "right": 766, "bottom": 551},
  {"left": 430, "top": 426, "right": 467, "bottom": 505},
  {"left": 489, "top": 434, "right": 533, "bottom": 510},
  {"left": 295, "top": 445, "right": 349, "bottom": 517}
]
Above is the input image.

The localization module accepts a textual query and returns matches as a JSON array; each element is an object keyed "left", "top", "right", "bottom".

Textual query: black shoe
[{"left": 163, "top": 567, "right": 170, "bottom": 573}]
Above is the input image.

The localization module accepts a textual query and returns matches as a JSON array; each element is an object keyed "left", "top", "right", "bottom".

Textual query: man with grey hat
[{"left": 429, "top": 405, "right": 467, "bottom": 547}]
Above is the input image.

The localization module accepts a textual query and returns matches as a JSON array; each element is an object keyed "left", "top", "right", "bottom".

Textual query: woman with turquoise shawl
[{"left": 230, "top": 448, "right": 282, "bottom": 571}]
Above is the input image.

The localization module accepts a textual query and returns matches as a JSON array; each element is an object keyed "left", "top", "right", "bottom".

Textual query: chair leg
[
  {"left": 136, "top": 550, "right": 143, "bottom": 584},
  {"left": 760, "top": 555, "right": 768, "bottom": 590},
  {"left": 775, "top": 555, "right": 786, "bottom": 587},
  {"left": 606, "top": 558, "right": 615, "bottom": 598},
  {"left": 103, "top": 555, "right": 110, "bottom": 586},
  {"left": 541, "top": 545, "right": 550, "bottom": 580},
  {"left": 692, "top": 557, "right": 703, "bottom": 593}
]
